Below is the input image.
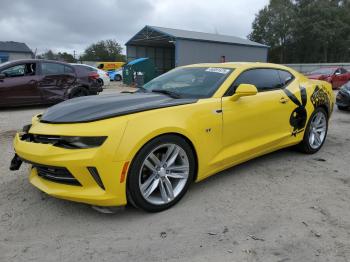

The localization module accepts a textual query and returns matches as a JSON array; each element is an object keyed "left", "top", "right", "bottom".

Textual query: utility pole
[{"left": 73, "top": 50, "right": 76, "bottom": 61}]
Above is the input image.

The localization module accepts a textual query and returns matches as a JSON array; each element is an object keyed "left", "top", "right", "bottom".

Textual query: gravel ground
[{"left": 1, "top": 88, "right": 350, "bottom": 262}]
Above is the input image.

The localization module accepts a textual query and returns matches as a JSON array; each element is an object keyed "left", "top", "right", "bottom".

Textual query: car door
[
  {"left": 0, "top": 62, "right": 42, "bottom": 106},
  {"left": 38, "top": 62, "right": 76, "bottom": 103},
  {"left": 219, "top": 68, "right": 297, "bottom": 165},
  {"left": 338, "top": 68, "right": 349, "bottom": 87},
  {"left": 332, "top": 68, "right": 348, "bottom": 88}
]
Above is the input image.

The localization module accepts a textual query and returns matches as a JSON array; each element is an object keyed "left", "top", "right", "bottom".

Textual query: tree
[
  {"left": 37, "top": 50, "right": 76, "bottom": 63},
  {"left": 249, "top": 0, "right": 350, "bottom": 63},
  {"left": 80, "top": 39, "right": 125, "bottom": 62},
  {"left": 248, "top": 0, "right": 295, "bottom": 63}
]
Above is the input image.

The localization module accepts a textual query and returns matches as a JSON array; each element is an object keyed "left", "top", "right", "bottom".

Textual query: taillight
[{"left": 88, "top": 72, "right": 99, "bottom": 80}]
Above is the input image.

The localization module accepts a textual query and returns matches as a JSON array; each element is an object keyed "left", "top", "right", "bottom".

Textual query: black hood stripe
[{"left": 40, "top": 93, "right": 198, "bottom": 124}]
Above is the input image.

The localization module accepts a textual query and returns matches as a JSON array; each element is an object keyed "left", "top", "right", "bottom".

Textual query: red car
[{"left": 306, "top": 67, "right": 350, "bottom": 89}]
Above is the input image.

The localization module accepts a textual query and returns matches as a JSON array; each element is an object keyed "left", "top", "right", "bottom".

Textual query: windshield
[
  {"left": 143, "top": 67, "right": 233, "bottom": 98},
  {"left": 309, "top": 68, "right": 335, "bottom": 75}
]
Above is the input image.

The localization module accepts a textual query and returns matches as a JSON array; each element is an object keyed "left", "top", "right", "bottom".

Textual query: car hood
[{"left": 40, "top": 93, "right": 198, "bottom": 123}]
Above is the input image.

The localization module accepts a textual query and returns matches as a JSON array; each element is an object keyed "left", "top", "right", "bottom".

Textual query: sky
[{"left": 0, "top": 0, "right": 269, "bottom": 57}]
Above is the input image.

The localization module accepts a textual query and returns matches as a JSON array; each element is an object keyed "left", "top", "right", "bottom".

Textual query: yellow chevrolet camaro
[{"left": 11, "top": 63, "right": 334, "bottom": 212}]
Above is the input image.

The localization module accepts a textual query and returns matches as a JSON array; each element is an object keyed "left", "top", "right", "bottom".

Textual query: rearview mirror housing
[{"left": 230, "top": 84, "right": 258, "bottom": 101}]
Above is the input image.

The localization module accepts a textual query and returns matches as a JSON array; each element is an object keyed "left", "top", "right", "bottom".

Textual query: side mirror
[
  {"left": 0, "top": 73, "right": 5, "bottom": 80},
  {"left": 230, "top": 84, "right": 258, "bottom": 101}
]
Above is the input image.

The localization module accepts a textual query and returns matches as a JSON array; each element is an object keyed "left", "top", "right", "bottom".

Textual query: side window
[
  {"left": 227, "top": 69, "right": 282, "bottom": 95},
  {"left": 278, "top": 70, "right": 294, "bottom": 87},
  {"left": 1, "top": 64, "right": 26, "bottom": 77},
  {"left": 0, "top": 63, "right": 36, "bottom": 77},
  {"left": 41, "top": 63, "right": 65, "bottom": 75},
  {"left": 64, "top": 66, "right": 74, "bottom": 74}
]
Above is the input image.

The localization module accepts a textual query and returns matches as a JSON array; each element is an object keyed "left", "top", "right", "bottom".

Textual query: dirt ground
[{"left": 1, "top": 87, "right": 350, "bottom": 262}]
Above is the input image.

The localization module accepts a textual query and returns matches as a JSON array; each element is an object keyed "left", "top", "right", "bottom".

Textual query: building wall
[
  {"left": 0, "top": 52, "right": 33, "bottom": 63},
  {"left": 175, "top": 39, "right": 268, "bottom": 66},
  {"left": 9, "top": 52, "right": 33, "bottom": 61}
]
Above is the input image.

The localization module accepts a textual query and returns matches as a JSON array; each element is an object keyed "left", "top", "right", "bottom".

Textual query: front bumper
[{"left": 12, "top": 116, "right": 129, "bottom": 206}]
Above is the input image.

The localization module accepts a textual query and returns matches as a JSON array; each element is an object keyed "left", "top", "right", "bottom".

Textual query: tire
[
  {"left": 297, "top": 107, "right": 328, "bottom": 154},
  {"left": 127, "top": 135, "right": 195, "bottom": 212},
  {"left": 97, "top": 78, "right": 104, "bottom": 86},
  {"left": 338, "top": 105, "right": 348, "bottom": 111},
  {"left": 69, "top": 87, "right": 88, "bottom": 98},
  {"left": 114, "top": 75, "right": 122, "bottom": 81}
]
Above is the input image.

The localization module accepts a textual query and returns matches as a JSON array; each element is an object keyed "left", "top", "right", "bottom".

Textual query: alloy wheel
[
  {"left": 138, "top": 143, "right": 190, "bottom": 205},
  {"left": 308, "top": 111, "right": 327, "bottom": 149}
]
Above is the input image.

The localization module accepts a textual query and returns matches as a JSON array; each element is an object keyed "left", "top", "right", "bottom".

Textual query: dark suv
[{"left": 0, "top": 59, "right": 103, "bottom": 107}]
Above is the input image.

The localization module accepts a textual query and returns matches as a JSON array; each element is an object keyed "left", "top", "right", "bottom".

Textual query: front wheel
[
  {"left": 297, "top": 107, "right": 328, "bottom": 154},
  {"left": 127, "top": 135, "right": 195, "bottom": 212},
  {"left": 114, "top": 75, "right": 122, "bottom": 81}
]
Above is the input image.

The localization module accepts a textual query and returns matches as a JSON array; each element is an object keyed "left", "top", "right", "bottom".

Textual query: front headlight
[
  {"left": 56, "top": 136, "right": 107, "bottom": 149},
  {"left": 29, "top": 134, "right": 108, "bottom": 149}
]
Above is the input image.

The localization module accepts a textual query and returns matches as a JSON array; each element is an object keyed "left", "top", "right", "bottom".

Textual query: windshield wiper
[{"left": 151, "top": 89, "right": 181, "bottom": 98}]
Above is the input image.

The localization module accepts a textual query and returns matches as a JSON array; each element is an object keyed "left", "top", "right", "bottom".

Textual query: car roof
[
  {"left": 1, "top": 59, "right": 71, "bottom": 65},
  {"left": 183, "top": 62, "right": 295, "bottom": 71}
]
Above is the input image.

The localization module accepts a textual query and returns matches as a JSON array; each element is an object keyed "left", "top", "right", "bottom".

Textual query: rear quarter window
[{"left": 278, "top": 70, "right": 294, "bottom": 87}]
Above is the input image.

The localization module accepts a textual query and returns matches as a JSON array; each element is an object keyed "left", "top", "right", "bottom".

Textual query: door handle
[{"left": 280, "top": 97, "right": 289, "bottom": 104}]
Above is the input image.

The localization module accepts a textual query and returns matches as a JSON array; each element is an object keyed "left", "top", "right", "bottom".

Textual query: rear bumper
[{"left": 13, "top": 134, "right": 127, "bottom": 206}]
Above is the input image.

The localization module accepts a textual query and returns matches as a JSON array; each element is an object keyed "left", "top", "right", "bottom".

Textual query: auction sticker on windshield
[{"left": 205, "top": 68, "right": 231, "bottom": 74}]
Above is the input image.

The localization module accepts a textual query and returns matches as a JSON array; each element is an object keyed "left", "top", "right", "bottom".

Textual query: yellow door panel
[{"left": 215, "top": 89, "right": 296, "bottom": 166}]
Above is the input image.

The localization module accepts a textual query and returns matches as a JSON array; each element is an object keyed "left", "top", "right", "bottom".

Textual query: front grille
[{"left": 34, "top": 165, "right": 81, "bottom": 186}]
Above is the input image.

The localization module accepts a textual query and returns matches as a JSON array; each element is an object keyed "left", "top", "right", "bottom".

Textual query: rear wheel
[
  {"left": 297, "top": 107, "right": 328, "bottom": 154},
  {"left": 114, "top": 75, "right": 122, "bottom": 81},
  {"left": 70, "top": 87, "right": 88, "bottom": 98},
  {"left": 127, "top": 135, "right": 195, "bottom": 212},
  {"left": 97, "top": 78, "right": 104, "bottom": 86}
]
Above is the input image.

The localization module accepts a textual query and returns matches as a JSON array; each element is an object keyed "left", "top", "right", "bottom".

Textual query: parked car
[
  {"left": 336, "top": 82, "right": 350, "bottom": 110},
  {"left": 306, "top": 67, "right": 350, "bottom": 89},
  {"left": 71, "top": 63, "right": 110, "bottom": 86},
  {"left": 0, "top": 59, "right": 103, "bottom": 107},
  {"left": 96, "top": 61, "right": 124, "bottom": 71},
  {"left": 108, "top": 68, "right": 123, "bottom": 81},
  {"left": 11, "top": 63, "right": 334, "bottom": 212}
]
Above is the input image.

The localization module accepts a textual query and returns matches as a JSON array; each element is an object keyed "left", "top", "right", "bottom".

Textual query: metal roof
[
  {"left": 0, "top": 41, "right": 33, "bottom": 53},
  {"left": 126, "top": 25, "right": 268, "bottom": 48}
]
